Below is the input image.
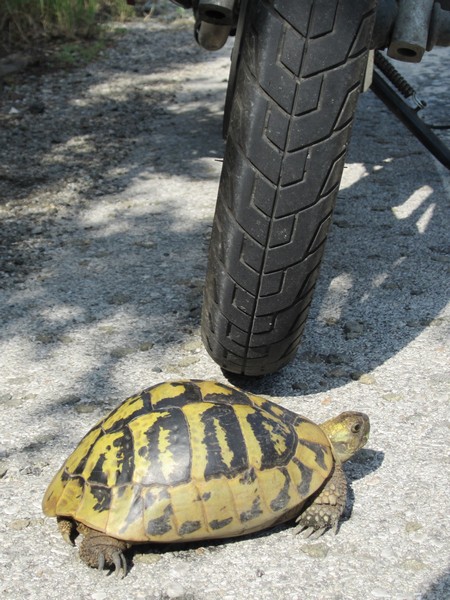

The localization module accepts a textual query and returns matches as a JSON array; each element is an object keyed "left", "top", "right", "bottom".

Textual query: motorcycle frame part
[
  {"left": 222, "top": 0, "right": 248, "bottom": 138},
  {"left": 196, "top": 21, "right": 232, "bottom": 50},
  {"left": 388, "top": 0, "right": 434, "bottom": 62},
  {"left": 372, "top": 0, "right": 450, "bottom": 60},
  {"left": 371, "top": 70, "right": 450, "bottom": 169},
  {"left": 428, "top": 2, "right": 450, "bottom": 49},
  {"left": 196, "top": 0, "right": 238, "bottom": 26},
  {"left": 373, "top": 50, "right": 426, "bottom": 108}
]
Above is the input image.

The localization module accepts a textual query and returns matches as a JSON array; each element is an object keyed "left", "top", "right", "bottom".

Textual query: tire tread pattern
[{"left": 201, "top": 0, "right": 376, "bottom": 375}]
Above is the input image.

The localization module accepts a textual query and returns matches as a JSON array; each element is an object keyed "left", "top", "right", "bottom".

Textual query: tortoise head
[{"left": 320, "top": 411, "right": 370, "bottom": 463}]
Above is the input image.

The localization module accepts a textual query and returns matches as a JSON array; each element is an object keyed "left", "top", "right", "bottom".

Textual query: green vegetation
[{"left": 0, "top": 0, "right": 133, "bottom": 52}]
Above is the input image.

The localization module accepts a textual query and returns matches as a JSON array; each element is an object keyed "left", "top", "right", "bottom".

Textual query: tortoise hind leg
[
  {"left": 294, "top": 463, "right": 347, "bottom": 539},
  {"left": 77, "top": 523, "right": 129, "bottom": 578}
]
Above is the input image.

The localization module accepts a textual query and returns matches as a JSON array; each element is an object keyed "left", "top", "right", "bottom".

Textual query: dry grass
[{"left": 0, "top": 0, "right": 133, "bottom": 52}]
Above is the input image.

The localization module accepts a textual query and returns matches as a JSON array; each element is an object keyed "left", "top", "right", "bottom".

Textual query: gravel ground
[{"left": 0, "top": 10, "right": 449, "bottom": 600}]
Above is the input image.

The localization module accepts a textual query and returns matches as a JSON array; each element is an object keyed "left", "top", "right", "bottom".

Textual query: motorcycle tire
[{"left": 201, "top": 0, "right": 376, "bottom": 376}]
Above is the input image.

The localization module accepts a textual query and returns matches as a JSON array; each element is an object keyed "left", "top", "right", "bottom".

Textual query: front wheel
[{"left": 201, "top": 0, "right": 376, "bottom": 376}]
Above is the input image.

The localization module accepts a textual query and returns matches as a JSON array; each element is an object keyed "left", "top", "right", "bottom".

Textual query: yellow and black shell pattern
[{"left": 43, "top": 381, "right": 335, "bottom": 543}]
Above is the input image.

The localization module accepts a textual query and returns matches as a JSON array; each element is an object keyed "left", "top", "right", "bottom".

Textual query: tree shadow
[
  {"left": 0, "top": 21, "right": 231, "bottom": 431},
  {"left": 0, "top": 22, "right": 448, "bottom": 448},
  {"left": 419, "top": 568, "right": 450, "bottom": 599}
]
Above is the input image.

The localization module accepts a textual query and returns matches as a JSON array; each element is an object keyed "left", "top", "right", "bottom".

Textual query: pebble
[
  {"left": 300, "top": 542, "right": 329, "bottom": 559},
  {"left": 164, "top": 582, "right": 187, "bottom": 599},
  {"left": 399, "top": 558, "right": 427, "bottom": 571},
  {"left": 351, "top": 372, "right": 376, "bottom": 385},
  {"left": 382, "top": 393, "right": 403, "bottom": 402},
  {"left": 177, "top": 355, "right": 200, "bottom": 367},
  {"left": 108, "top": 292, "right": 131, "bottom": 305},
  {"left": 9, "top": 518, "right": 31, "bottom": 530},
  {"left": 182, "top": 339, "right": 202, "bottom": 352},
  {"left": 110, "top": 346, "right": 135, "bottom": 358},
  {"left": 405, "top": 521, "right": 423, "bottom": 533},
  {"left": 139, "top": 342, "right": 154, "bottom": 351},
  {"left": 326, "top": 367, "right": 347, "bottom": 378},
  {"left": 61, "top": 394, "right": 82, "bottom": 406},
  {"left": 343, "top": 321, "right": 365, "bottom": 339}
]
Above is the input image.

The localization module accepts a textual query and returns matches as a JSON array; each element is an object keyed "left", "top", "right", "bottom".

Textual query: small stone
[
  {"left": 134, "top": 240, "right": 156, "bottom": 249},
  {"left": 326, "top": 367, "right": 347, "bottom": 378},
  {"left": 98, "top": 324, "right": 118, "bottom": 334},
  {"left": 351, "top": 372, "right": 376, "bottom": 385},
  {"left": 381, "top": 281, "right": 401, "bottom": 290},
  {"left": 139, "top": 342, "right": 154, "bottom": 352},
  {"left": 177, "top": 355, "right": 200, "bottom": 367},
  {"left": 301, "top": 351, "right": 322, "bottom": 364},
  {"left": 382, "top": 393, "right": 403, "bottom": 402},
  {"left": 35, "top": 333, "right": 55, "bottom": 344},
  {"left": 324, "top": 353, "right": 347, "bottom": 365},
  {"left": 9, "top": 518, "right": 31, "bottom": 530},
  {"left": 405, "top": 521, "right": 423, "bottom": 533},
  {"left": 399, "top": 558, "right": 427, "bottom": 571},
  {"left": 110, "top": 346, "right": 135, "bottom": 359},
  {"left": 0, "top": 462, "right": 8, "bottom": 479},
  {"left": 343, "top": 321, "right": 365, "bottom": 340},
  {"left": 108, "top": 292, "right": 131, "bottom": 305},
  {"left": 61, "top": 394, "right": 82, "bottom": 406},
  {"left": 324, "top": 317, "right": 339, "bottom": 326},
  {"left": 300, "top": 542, "right": 329, "bottom": 559},
  {"left": 429, "top": 317, "right": 446, "bottom": 327},
  {"left": 182, "top": 339, "right": 202, "bottom": 352},
  {"left": 21, "top": 465, "right": 42, "bottom": 476},
  {"left": 292, "top": 382, "right": 307, "bottom": 392},
  {"left": 164, "top": 582, "right": 186, "bottom": 599},
  {"left": 334, "top": 219, "right": 352, "bottom": 228}
]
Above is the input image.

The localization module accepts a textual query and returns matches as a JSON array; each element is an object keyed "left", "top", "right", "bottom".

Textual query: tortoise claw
[
  {"left": 293, "top": 524, "right": 328, "bottom": 539},
  {"left": 112, "top": 551, "right": 127, "bottom": 578},
  {"left": 62, "top": 531, "right": 75, "bottom": 546},
  {"left": 97, "top": 553, "right": 105, "bottom": 572},
  {"left": 307, "top": 526, "right": 327, "bottom": 540}
]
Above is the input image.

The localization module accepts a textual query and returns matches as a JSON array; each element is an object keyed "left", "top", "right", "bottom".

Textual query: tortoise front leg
[
  {"left": 77, "top": 523, "right": 129, "bottom": 577},
  {"left": 294, "top": 463, "right": 347, "bottom": 539},
  {"left": 57, "top": 516, "right": 77, "bottom": 545}
]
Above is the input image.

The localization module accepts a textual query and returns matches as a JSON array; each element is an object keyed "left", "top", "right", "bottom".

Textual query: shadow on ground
[{"left": 0, "top": 22, "right": 448, "bottom": 433}]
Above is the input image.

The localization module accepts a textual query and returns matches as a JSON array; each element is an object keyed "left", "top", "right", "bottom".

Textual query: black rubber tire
[{"left": 201, "top": 0, "right": 376, "bottom": 376}]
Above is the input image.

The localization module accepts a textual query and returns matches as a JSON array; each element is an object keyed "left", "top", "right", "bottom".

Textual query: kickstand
[{"left": 371, "top": 69, "right": 450, "bottom": 170}]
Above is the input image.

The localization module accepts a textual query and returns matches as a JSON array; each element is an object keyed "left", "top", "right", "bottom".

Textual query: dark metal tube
[
  {"left": 197, "top": 0, "right": 237, "bottom": 26},
  {"left": 197, "top": 21, "right": 232, "bottom": 50},
  {"left": 388, "top": 0, "right": 434, "bottom": 62}
]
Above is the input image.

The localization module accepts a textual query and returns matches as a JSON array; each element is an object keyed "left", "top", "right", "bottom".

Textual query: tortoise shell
[{"left": 43, "top": 381, "right": 335, "bottom": 543}]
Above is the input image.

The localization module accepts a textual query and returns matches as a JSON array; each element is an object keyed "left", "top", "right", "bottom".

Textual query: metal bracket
[{"left": 371, "top": 69, "right": 450, "bottom": 169}]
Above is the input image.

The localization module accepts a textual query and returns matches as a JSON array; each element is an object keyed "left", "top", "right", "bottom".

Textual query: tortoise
[{"left": 43, "top": 380, "right": 370, "bottom": 576}]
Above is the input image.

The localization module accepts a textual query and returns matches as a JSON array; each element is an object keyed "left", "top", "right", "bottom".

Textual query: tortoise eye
[{"left": 351, "top": 422, "right": 361, "bottom": 433}]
